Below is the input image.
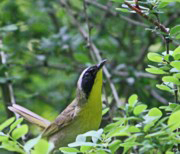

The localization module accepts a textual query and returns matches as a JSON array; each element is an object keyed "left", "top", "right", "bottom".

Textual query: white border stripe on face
[{"left": 77, "top": 67, "right": 90, "bottom": 90}]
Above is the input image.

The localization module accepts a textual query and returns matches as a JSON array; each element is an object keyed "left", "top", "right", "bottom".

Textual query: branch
[
  {"left": 82, "top": 0, "right": 96, "bottom": 61},
  {"left": 146, "top": 86, "right": 168, "bottom": 105},
  {"left": 114, "top": 71, "right": 156, "bottom": 79},
  {"left": 48, "top": 10, "right": 60, "bottom": 33},
  {"left": 0, "top": 50, "right": 16, "bottom": 118},
  {"left": 124, "top": 1, "right": 169, "bottom": 34},
  {"left": 46, "top": 4, "right": 61, "bottom": 33},
  {"left": 124, "top": 1, "right": 180, "bottom": 103}
]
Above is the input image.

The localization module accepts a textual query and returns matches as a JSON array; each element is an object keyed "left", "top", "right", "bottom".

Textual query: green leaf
[
  {"left": 176, "top": 33, "right": 180, "bottom": 39},
  {"left": 128, "top": 94, "right": 138, "bottom": 107},
  {"left": 156, "top": 84, "right": 172, "bottom": 92},
  {"left": 145, "top": 131, "right": 165, "bottom": 138},
  {"left": 126, "top": 116, "right": 141, "bottom": 121},
  {"left": 60, "top": 147, "right": 80, "bottom": 153},
  {"left": 170, "top": 61, "right": 180, "bottom": 70},
  {"left": 124, "top": 135, "right": 137, "bottom": 143},
  {"left": 68, "top": 141, "right": 97, "bottom": 147},
  {"left": 102, "top": 107, "right": 109, "bottom": 116},
  {"left": 31, "top": 139, "right": 53, "bottom": 154},
  {"left": 116, "top": 8, "right": 130, "bottom": 13},
  {"left": 112, "top": 0, "right": 125, "bottom": 3},
  {"left": 166, "top": 151, "right": 174, "bottom": 154},
  {"left": 145, "top": 68, "right": 167, "bottom": 74},
  {"left": 0, "top": 117, "right": 15, "bottom": 131},
  {"left": 158, "top": 2, "right": 169, "bottom": 8},
  {"left": 80, "top": 146, "right": 92, "bottom": 153},
  {"left": 148, "top": 108, "right": 162, "bottom": 117},
  {"left": 104, "top": 120, "right": 124, "bottom": 133},
  {"left": 0, "top": 135, "right": 9, "bottom": 142},
  {"left": 10, "top": 118, "right": 24, "bottom": 132},
  {"left": 168, "top": 110, "right": 180, "bottom": 131},
  {"left": 162, "top": 76, "right": 180, "bottom": 85},
  {"left": 107, "top": 127, "right": 130, "bottom": 137},
  {"left": 75, "top": 134, "right": 86, "bottom": 142},
  {"left": 144, "top": 122, "right": 155, "bottom": 132},
  {"left": 147, "top": 53, "right": 163, "bottom": 62},
  {"left": 174, "top": 73, "right": 180, "bottom": 78},
  {"left": 164, "top": 54, "right": 174, "bottom": 62},
  {"left": 0, "top": 24, "right": 18, "bottom": 32},
  {"left": 133, "top": 104, "right": 147, "bottom": 115},
  {"left": 76, "top": 129, "right": 103, "bottom": 143},
  {"left": 143, "top": 108, "right": 163, "bottom": 132},
  {"left": 97, "top": 149, "right": 111, "bottom": 153},
  {"left": 109, "top": 140, "right": 121, "bottom": 154},
  {"left": 160, "top": 0, "right": 180, "bottom": 2},
  {"left": 24, "top": 135, "right": 42, "bottom": 153},
  {"left": 1, "top": 141, "right": 24, "bottom": 153},
  {"left": 170, "top": 25, "right": 180, "bottom": 36},
  {"left": 172, "top": 46, "right": 180, "bottom": 59},
  {"left": 12, "top": 124, "right": 28, "bottom": 140},
  {"left": 127, "top": 126, "right": 140, "bottom": 133},
  {"left": 120, "top": 142, "right": 141, "bottom": 147},
  {"left": 173, "top": 53, "right": 180, "bottom": 60}
]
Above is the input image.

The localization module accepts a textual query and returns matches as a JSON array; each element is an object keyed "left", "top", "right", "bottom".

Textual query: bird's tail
[{"left": 8, "top": 104, "right": 51, "bottom": 128}]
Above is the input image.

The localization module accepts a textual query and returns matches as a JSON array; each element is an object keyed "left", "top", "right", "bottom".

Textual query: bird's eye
[
  {"left": 85, "top": 72, "right": 90, "bottom": 77},
  {"left": 89, "top": 66, "right": 97, "bottom": 72}
]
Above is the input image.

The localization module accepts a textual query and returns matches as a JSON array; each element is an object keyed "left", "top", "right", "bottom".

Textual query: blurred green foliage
[{"left": 60, "top": 95, "right": 180, "bottom": 154}]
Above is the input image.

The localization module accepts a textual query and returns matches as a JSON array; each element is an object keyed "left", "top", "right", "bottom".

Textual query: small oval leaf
[
  {"left": 168, "top": 110, "right": 180, "bottom": 131},
  {"left": 156, "top": 84, "right": 172, "bottom": 92},
  {"left": 12, "top": 124, "right": 28, "bottom": 140},
  {"left": 128, "top": 94, "right": 138, "bottom": 107},
  {"left": 0, "top": 117, "right": 15, "bottom": 131},
  {"left": 170, "top": 61, "right": 180, "bottom": 70},
  {"left": 147, "top": 53, "right": 163, "bottom": 62},
  {"left": 133, "top": 104, "right": 147, "bottom": 115},
  {"left": 146, "top": 68, "right": 167, "bottom": 74},
  {"left": 162, "top": 76, "right": 180, "bottom": 85},
  {"left": 148, "top": 108, "right": 162, "bottom": 117}
]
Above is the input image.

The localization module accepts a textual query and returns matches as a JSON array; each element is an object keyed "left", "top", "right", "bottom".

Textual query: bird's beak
[{"left": 97, "top": 59, "right": 107, "bottom": 70}]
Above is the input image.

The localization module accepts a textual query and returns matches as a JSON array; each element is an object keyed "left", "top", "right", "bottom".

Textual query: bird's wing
[
  {"left": 8, "top": 104, "right": 51, "bottom": 128},
  {"left": 42, "top": 101, "right": 78, "bottom": 137}
]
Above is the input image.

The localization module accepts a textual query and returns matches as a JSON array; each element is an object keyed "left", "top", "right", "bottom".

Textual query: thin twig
[
  {"left": 114, "top": 71, "right": 156, "bottom": 79},
  {"left": 174, "top": 85, "right": 178, "bottom": 103},
  {"left": 83, "top": 0, "right": 96, "bottom": 62},
  {"left": 134, "top": 0, "right": 140, "bottom": 9},
  {"left": 83, "top": 0, "right": 91, "bottom": 46},
  {"left": 0, "top": 51, "right": 16, "bottom": 118},
  {"left": 124, "top": 1, "right": 169, "bottom": 34},
  {"left": 165, "top": 36, "right": 170, "bottom": 54}
]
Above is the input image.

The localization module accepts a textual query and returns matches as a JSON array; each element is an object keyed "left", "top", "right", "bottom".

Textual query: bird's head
[{"left": 76, "top": 60, "right": 106, "bottom": 102}]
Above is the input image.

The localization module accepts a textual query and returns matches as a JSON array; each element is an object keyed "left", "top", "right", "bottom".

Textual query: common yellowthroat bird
[{"left": 8, "top": 60, "right": 106, "bottom": 151}]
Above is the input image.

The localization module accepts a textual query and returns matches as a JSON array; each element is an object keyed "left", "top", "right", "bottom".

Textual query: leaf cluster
[{"left": 60, "top": 94, "right": 180, "bottom": 154}]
